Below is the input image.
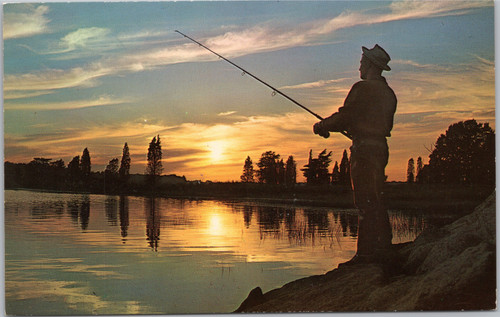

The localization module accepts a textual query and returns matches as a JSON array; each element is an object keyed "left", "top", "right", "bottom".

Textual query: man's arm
[{"left": 313, "top": 82, "right": 362, "bottom": 138}]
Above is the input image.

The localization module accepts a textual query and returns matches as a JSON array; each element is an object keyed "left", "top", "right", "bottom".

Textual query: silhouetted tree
[
  {"left": 317, "top": 149, "right": 332, "bottom": 184},
  {"left": 339, "top": 149, "right": 350, "bottom": 186},
  {"left": 256, "top": 151, "right": 280, "bottom": 184},
  {"left": 68, "top": 155, "right": 80, "bottom": 184},
  {"left": 277, "top": 159, "right": 286, "bottom": 185},
  {"left": 119, "top": 142, "right": 131, "bottom": 182},
  {"left": 302, "top": 150, "right": 315, "bottom": 184},
  {"left": 407, "top": 158, "right": 415, "bottom": 183},
  {"left": 427, "top": 120, "right": 495, "bottom": 185},
  {"left": 301, "top": 149, "right": 332, "bottom": 184},
  {"left": 146, "top": 135, "right": 163, "bottom": 186},
  {"left": 416, "top": 156, "right": 423, "bottom": 183},
  {"left": 49, "top": 159, "right": 65, "bottom": 187},
  {"left": 331, "top": 161, "right": 341, "bottom": 184},
  {"left": 80, "top": 148, "right": 91, "bottom": 184},
  {"left": 240, "top": 156, "right": 255, "bottom": 183},
  {"left": 26, "top": 158, "right": 51, "bottom": 187},
  {"left": 285, "top": 155, "right": 297, "bottom": 186},
  {"left": 105, "top": 158, "right": 119, "bottom": 192},
  {"left": 106, "top": 158, "right": 119, "bottom": 175},
  {"left": 50, "top": 159, "right": 65, "bottom": 169}
]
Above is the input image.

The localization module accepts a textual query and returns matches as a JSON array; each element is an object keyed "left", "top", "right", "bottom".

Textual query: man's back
[{"left": 342, "top": 78, "right": 397, "bottom": 139}]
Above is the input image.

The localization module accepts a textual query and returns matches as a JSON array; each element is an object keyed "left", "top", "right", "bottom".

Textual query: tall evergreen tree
[
  {"left": 407, "top": 158, "right": 415, "bottom": 183},
  {"left": 80, "top": 148, "right": 91, "bottom": 183},
  {"left": 331, "top": 161, "right": 341, "bottom": 184},
  {"left": 119, "top": 142, "right": 131, "bottom": 182},
  {"left": 316, "top": 149, "right": 332, "bottom": 184},
  {"left": 285, "top": 155, "right": 297, "bottom": 186},
  {"left": 302, "top": 150, "right": 315, "bottom": 184},
  {"left": 416, "top": 156, "right": 423, "bottom": 183},
  {"left": 339, "top": 149, "right": 350, "bottom": 185},
  {"left": 240, "top": 156, "right": 255, "bottom": 183},
  {"left": 146, "top": 135, "right": 163, "bottom": 185}
]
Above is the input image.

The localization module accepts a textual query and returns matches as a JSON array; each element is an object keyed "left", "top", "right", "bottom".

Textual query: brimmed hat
[{"left": 362, "top": 44, "right": 391, "bottom": 71}]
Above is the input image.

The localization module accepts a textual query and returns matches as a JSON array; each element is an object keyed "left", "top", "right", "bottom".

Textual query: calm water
[{"left": 5, "top": 189, "right": 426, "bottom": 315}]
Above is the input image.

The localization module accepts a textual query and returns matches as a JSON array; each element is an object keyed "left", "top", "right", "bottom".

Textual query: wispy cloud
[
  {"left": 4, "top": 95, "right": 131, "bottom": 111},
  {"left": 46, "top": 28, "right": 172, "bottom": 59},
  {"left": 388, "top": 1, "right": 491, "bottom": 20},
  {"left": 302, "top": 0, "right": 491, "bottom": 40},
  {"left": 5, "top": 1, "right": 491, "bottom": 94},
  {"left": 284, "top": 55, "right": 494, "bottom": 118},
  {"left": 391, "top": 56, "right": 495, "bottom": 114},
  {"left": 280, "top": 78, "right": 351, "bottom": 90},
  {"left": 4, "top": 90, "right": 56, "bottom": 100},
  {"left": 58, "top": 27, "right": 111, "bottom": 53},
  {"left": 217, "top": 111, "right": 237, "bottom": 116},
  {"left": 4, "top": 65, "right": 109, "bottom": 91},
  {"left": 4, "top": 4, "right": 50, "bottom": 39}
]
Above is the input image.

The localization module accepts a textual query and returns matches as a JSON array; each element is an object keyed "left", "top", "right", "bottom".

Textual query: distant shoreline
[{"left": 5, "top": 182, "right": 493, "bottom": 216}]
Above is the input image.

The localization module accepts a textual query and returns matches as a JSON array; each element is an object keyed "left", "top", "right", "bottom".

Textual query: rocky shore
[{"left": 236, "top": 193, "right": 496, "bottom": 312}]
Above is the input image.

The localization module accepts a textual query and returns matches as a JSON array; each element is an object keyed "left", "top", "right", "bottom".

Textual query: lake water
[{"left": 5, "top": 189, "right": 427, "bottom": 315}]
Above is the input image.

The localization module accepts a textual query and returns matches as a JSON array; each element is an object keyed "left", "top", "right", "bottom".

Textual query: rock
[
  {"left": 234, "top": 287, "right": 265, "bottom": 312},
  {"left": 235, "top": 192, "right": 496, "bottom": 312}
]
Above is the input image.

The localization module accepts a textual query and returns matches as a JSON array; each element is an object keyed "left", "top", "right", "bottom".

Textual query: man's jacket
[{"left": 321, "top": 77, "right": 397, "bottom": 140}]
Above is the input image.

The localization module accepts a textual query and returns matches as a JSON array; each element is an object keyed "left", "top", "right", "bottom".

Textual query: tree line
[
  {"left": 240, "top": 148, "right": 352, "bottom": 186},
  {"left": 4, "top": 119, "right": 495, "bottom": 194},
  {"left": 242, "top": 119, "right": 494, "bottom": 188},
  {"left": 405, "top": 119, "right": 494, "bottom": 186},
  {"left": 5, "top": 136, "right": 165, "bottom": 193}
]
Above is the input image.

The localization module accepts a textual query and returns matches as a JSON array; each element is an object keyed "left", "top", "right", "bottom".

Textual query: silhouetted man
[{"left": 313, "top": 44, "right": 397, "bottom": 265}]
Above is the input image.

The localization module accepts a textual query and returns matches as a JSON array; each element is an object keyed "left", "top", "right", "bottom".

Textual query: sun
[{"left": 207, "top": 140, "right": 225, "bottom": 162}]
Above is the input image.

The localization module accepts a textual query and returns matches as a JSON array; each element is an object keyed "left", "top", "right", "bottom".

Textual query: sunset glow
[
  {"left": 207, "top": 141, "right": 226, "bottom": 163},
  {"left": 3, "top": 1, "right": 495, "bottom": 182}
]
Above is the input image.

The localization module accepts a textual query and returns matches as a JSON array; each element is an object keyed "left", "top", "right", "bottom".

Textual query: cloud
[
  {"left": 4, "top": 66, "right": 109, "bottom": 91},
  {"left": 4, "top": 4, "right": 50, "bottom": 39},
  {"left": 4, "top": 95, "right": 131, "bottom": 111},
  {"left": 6, "top": 1, "right": 491, "bottom": 94},
  {"left": 392, "top": 59, "right": 439, "bottom": 69},
  {"left": 280, "top": 78, "right": 351, "bottom": 90},
  {"left": 217, "top": 111, "right": 237, "bottom": 116},
  {"left": 4, "top": 90, "right": 56, "bottom": 100},
  {"left": 305, "top": 0, "right": 491, "bottom": 40},
  {"left": 388, "top": 1, "right": 491, "bottom": 20},
  {"left": 3, "top": 44, "right": 211, "bottom": 92},
  {"left": 58, "top": 27, "right": 111, "bottom": 53},
  {"left": 391, "top": 56, "right": 495, "bottom": 114}
]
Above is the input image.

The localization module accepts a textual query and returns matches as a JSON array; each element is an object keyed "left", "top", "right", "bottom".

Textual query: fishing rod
[{"left": 174, "top": 30, "right": 352, "bottom": 140}]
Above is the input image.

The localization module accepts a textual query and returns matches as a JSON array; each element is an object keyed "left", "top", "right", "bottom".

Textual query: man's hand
[{"left": 313, "top": 121, "right": 330, "bottom": 138}]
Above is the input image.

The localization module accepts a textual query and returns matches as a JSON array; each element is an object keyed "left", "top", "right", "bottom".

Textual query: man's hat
[{"left": 362, "top": 44, "right": 391, "bottom": 71}]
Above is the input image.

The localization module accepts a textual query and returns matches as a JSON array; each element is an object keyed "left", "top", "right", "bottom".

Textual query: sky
[{"left": 3, "top": 1, "right": 495, "bottom": 182}]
